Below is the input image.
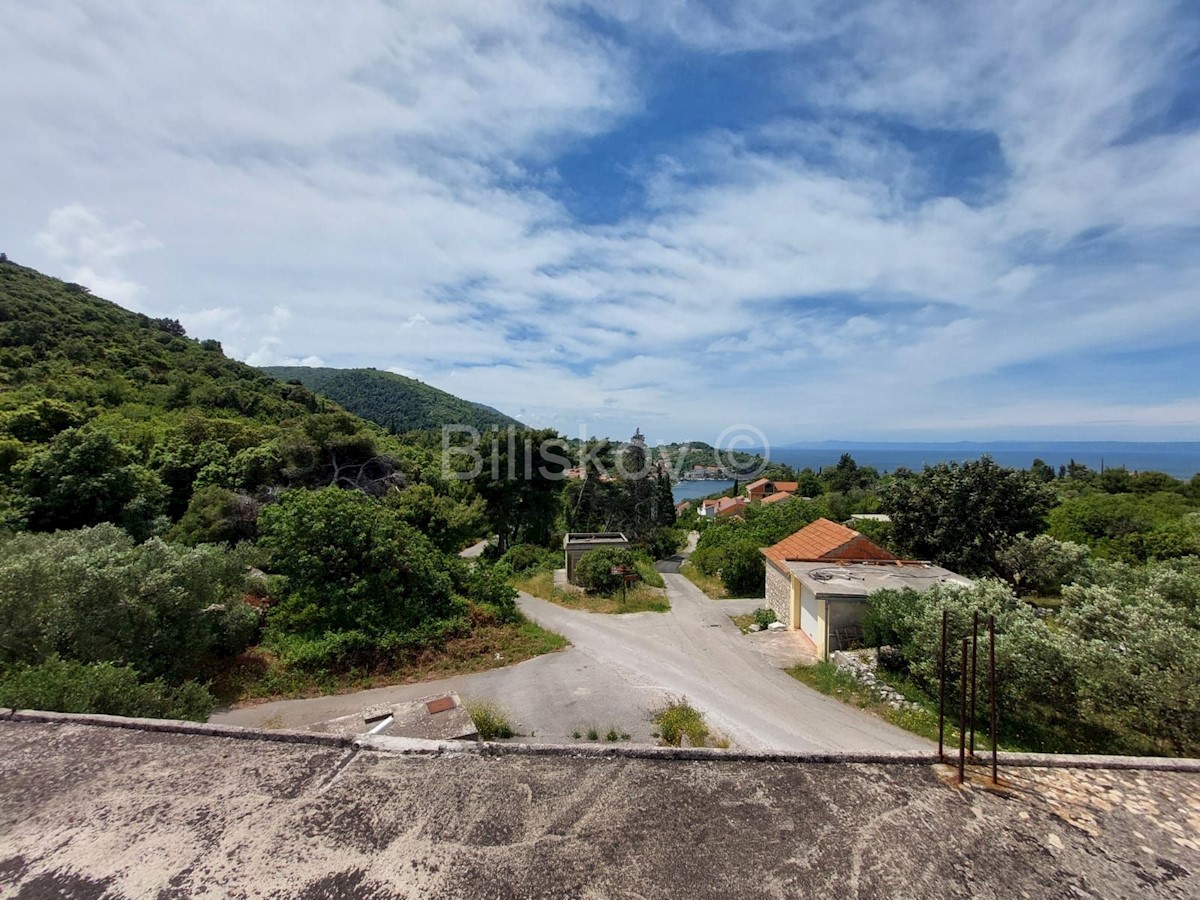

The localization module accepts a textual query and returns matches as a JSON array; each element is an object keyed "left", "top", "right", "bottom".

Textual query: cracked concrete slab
[{"left": 1, "top": 720, "right": 1197, "bottom": 899}]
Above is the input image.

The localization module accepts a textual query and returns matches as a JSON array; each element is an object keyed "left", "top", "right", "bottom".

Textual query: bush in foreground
[
  {"left": 0, "top": 656, "right": 214, "bottom": 721},
  {"left": 0, "top": 523, "right": 256, "bottom": 681}
]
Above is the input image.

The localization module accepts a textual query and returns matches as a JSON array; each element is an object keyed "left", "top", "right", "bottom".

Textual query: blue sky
[{"left": 3, "top": 1, "right": 1200, "bottom": 446}]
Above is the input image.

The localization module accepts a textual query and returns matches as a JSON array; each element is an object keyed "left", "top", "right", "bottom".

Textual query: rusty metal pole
[
  {"left": 989, "top": 614, "right": 998, "bottom": 785},
  {"left": 969, "top": 610, "right": 979, "bottom": 758},
  {"left": 958, "top": 638, "right": 968, "bottom": 784},
  {"left": 937, "top": 609, "right": 948, "bottom": 762}
]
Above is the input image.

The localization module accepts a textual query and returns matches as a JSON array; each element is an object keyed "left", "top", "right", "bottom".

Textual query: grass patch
[
  {"left": 1025, "top": 595, "right": 1064, "bottom": 610},
  {"left": 786, "top": 661, "right": 984, "bottom": 748},
  {"left": 465, "top": 699, "right": 516, "bottom": 740},
  {"left": 654, "top": 698, "right": 716, "bottom": 748},
  {"left": 679, "top": 561, "right": 727, "bottom": 599},
  {"left": 634, "top": 555, "right": 665, "bottom": 589},
  {"left": 730, "top": 613, "right": 756, "bottom": 633},
  {"left": 212, "top": 617, "right": 568, "bottom": 705},
  {"left": 729, "top": 607, "right": 777, "bottom": 634},
  {"left": 516, "top": 570, "right": 670, "bottom": 615}
]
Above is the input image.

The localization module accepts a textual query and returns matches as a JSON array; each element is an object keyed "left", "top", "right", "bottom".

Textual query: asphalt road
[
  {"left": 517, "top": 573, "right": 930, "bottom": 752},
  {"left": 214, "top": 573, "right": 929, "bottom": 752},
  {"left": 212, "top": 647, "right": 666, "bottom": 743}
]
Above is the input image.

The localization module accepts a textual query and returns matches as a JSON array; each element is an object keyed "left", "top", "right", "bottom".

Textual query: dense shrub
[
  {"left": 0, "top": 524, "right": 255, "bottom": 680},
  {"left": 995, "top": 533, "right": 1091, "bottom": 596},
  {"left": 644, "top": 524, "right": 687, "bottom": 561},
  {"left": 574, "top": 547, "right": 638, "bottom": 594},
  {"left": 719, "top": 540, "right": 767, "bottom": 597},
  {"left": 754, "top": 607, "right": 777, "bottom": 629},
  {"left": 168, "top": 485, "right": 261, "bottom": 545},
  {"left": 0, "top": 656, "right": 215, "bottom": 721},
  {"left": 458, "top": 560, "right": 521, "bottom": 623},
  {"left": 500, "top": 542, "right": 557, "bottom": 574},
  {"left": 862, "top": 565, "right": 1200, "bottom": 755},
  {"left": 388, "top": 483, "right": 486, "bottom": 554},
  {"left": 259, "top": 487, "right": 458, "bottom": 640},
  {"left": 266, "top": 616, "right": 470, "bottom": 672},
  {"left": 18, "top": 428, "right": 168, "bottom": 540},
  {"left": 1047, "top": 492, "right": 1200, "bottom": 562}
]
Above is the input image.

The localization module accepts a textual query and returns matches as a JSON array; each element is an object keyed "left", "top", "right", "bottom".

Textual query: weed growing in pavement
[
  {"left": 654, "top": 698, "right": 711, "bottom": 747},
  {"left": 465, "top": 699, "right": 516, "bottom": 740}
]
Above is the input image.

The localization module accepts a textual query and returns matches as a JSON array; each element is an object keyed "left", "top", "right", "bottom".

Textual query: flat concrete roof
[
  {"left": 785, "top": 560, "right": 973, "bottom": 599},
  {"left": 2, "top": 718, "right": 1198, "bottom": 898},
  {"left": 563, "top": 532, "right": 628, "bottom": 546}
]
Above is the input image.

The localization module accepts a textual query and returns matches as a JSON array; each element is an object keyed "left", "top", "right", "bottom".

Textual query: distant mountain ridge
[{"left": 263, "top": 366, "right": 524, "bottom": 433}]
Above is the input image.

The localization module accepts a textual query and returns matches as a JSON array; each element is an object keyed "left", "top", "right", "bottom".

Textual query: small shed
[{"left": 563, "top": 532, "right": 630, "bottom": 584}]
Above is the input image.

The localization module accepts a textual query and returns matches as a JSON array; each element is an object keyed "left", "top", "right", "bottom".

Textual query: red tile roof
[
  {"left": 763, "top": 518, "right": 897, "bottom": 568},
  {"left": 746, "top": 478, "right": 771, "bottom": 491},
  {"left": 716, "top": 496, "right": 746, "bottom": 516},
  {"left": 761, "top": 491, "right": 793, "bottom": 504},
  {"left": 770, "top": 481, "right": 799, "bottom": 494}
]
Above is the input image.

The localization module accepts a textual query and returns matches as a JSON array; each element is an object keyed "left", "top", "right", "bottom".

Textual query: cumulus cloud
[
  {"left": 33, "top": 205, "right": 159, "bottom": 305},
  {"left": 3, "top": 1, "right": 1198, "bottom": 440}
]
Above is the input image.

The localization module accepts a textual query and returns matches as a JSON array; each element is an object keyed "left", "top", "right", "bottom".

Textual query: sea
[
  {"left": 671, "top": 479, "right": 737, "bottom": 503},
  {"left": 669, "top": 442, "right": 1200, "bottom": 503}
]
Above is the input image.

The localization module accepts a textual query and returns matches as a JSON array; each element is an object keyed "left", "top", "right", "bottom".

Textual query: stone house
[{"left": 762, "top": 518, "right": 970, "bottom": 659}]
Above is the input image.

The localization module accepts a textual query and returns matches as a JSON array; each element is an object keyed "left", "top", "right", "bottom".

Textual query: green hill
[
  {"left": 0, "top": 261, "right": 321, "bottom": 425},
  {"left": 0, "top": 258, "right": 427, "bottom": 532},
  {"left": 262, "top": 366, "right": 523, "bottom": 432}
]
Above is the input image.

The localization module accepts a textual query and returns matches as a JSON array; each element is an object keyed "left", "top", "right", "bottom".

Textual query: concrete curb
[
  {"left": 354, "top": 735, "right": 1200, "bottom": 772},
  {"left": 992, "top": 751, "right": 1200, "bottom": 773},
  {"left": 5, "top": 712, "right": 1200, "bottom": 772},
  {"left": 353, "top": 734, "right": 937, "bottom": 763},
  {"left": 6, "top": 709, "right": 351, "bottom": 749}
]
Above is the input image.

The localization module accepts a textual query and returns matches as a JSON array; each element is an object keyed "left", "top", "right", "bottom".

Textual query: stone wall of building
[{"left": 765, "top": 564, "right": 791, "bottom": 628}]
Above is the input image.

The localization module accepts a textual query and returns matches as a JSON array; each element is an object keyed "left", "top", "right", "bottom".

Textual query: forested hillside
[
  {"left": 263, "top": 366, "right": 523, "bottom": 433},
  {"left": 0, "top": 259, "right": 561, "bottom": 719}
]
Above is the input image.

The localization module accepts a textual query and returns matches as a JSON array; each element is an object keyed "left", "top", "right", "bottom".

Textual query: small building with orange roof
[
  {"left": 761, "top": 518, "right": 970, "bottom": 658},
  {"left": 747, "top": 478, "right": 800, "bottom": 502}
]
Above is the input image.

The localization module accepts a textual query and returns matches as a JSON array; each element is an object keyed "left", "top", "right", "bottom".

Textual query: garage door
[{"left": 800, "top": 592, "right": 819, "bottom": 644}]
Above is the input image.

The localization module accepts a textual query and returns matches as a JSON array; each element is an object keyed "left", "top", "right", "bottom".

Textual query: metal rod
[
  {"left": 958, "top": 638, "right": 968, "bottom": 784},
  {"left": 989, "top": 615, "right": 998, "bottom": 785},
  {"left": 969, "top": 610, "right": 979, "bottom": 757},
  {"left": 937, "top": 609, "right": 948, "bottom": 762},
  {"left": 367, "top": 715, "right": 394, "bottom": 736}
]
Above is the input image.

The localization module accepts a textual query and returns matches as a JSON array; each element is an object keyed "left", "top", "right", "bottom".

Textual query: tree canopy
[{"left": 880, "top": 456, "right": 1055, "bottom": 575}]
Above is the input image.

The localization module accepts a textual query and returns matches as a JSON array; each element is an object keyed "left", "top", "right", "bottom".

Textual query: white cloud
[
  {"left": 2, "top": 1, "right": 1198, "bottom": 440},
  {"left": 33, "top": 204, "right": 160, "bottom": 305}
]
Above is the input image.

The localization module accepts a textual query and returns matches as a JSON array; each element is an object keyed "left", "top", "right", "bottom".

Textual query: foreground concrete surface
[{"left": 2, "top": 721, "right": 1198, "bottom": 899}]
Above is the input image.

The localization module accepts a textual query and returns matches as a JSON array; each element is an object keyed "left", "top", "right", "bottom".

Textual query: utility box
[{"left": 563, "top": 532, "right": 630, "bottom": 584}]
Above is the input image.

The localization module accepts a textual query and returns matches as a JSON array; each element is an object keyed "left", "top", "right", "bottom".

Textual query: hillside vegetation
[
  {"left": 263, "top": 366, "right": 523, "bottom": 433},
  {"left": 0, "top": 259, "right": 561, "bottom": 718}
]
